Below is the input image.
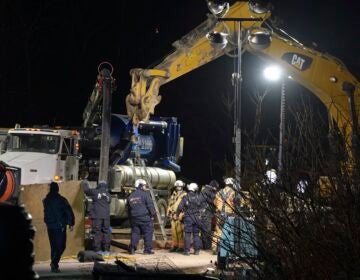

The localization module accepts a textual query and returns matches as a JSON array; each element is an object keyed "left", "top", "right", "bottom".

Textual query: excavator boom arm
[
  {"left": 247, "top": 32, "right": 359, "bottom": 140},
  {"left": 126, "top": 1, "right": 269, "bottom": 122},
  {"left": 126, "top": 1, "right": 359, "bottom": 147}
]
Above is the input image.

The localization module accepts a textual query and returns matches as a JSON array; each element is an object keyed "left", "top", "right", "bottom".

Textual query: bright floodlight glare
[{"left": 263, "top": 65, "right": 282, "bottom": 81}]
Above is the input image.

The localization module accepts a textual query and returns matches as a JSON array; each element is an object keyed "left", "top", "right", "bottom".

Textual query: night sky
[{"left": 0, "top": 0, "right": 359, "bottom": 184}]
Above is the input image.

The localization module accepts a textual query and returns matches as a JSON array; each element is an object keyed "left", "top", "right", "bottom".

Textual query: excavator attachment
[
  {"left": 126, "top": 69, "right": 168, "bottom": 123},
  {"left": 125, "top": 1, "right": 271, "bottom": 123}
]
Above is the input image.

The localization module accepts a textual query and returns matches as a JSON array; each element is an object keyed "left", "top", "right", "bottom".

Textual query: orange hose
[{"left": 0, "top": 170, "right": 15, "bottom": 202}]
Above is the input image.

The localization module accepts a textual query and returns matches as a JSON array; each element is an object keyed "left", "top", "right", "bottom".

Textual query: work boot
[
  {"left": 144, "top": 251, "right": 155, "bottom": 255},
  {"left": 129, "top": 249, "right": 135, "bottom": 255},
  {"left": 175, "top": 247, "right": 184, "bottom": 252},
  {"left": 169, "top": 247, "right": 178, "bottom": 252},
  {"left": 194, "top": 250, "right": 200, "bottom": 255},
  {"left": 50, "top": 263, "right": 60, "bottom": 273},
  {"left": 183, "top": 251, "right": 190, "bottom": 256}
]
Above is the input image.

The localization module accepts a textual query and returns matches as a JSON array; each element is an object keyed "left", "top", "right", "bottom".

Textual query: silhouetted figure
[
  {"left": 43, "top": 182, "right": 74, "bottom": 273},
  {"left": 200, "top": 180, "right": 219, "bottom": 250}
]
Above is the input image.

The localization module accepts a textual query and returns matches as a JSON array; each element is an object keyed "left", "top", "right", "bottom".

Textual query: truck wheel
[
  {"left": 0, "top": 203, "right": 37, "bottom": 279},
  {"left": 156, "top": 198, "right": 168, "bottom": 226}
]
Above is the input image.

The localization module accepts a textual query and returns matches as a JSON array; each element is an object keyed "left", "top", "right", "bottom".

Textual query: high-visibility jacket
[
  {"left": 167, "top": 190, "right": 187, "bottom": 216},
  {"left": 214, "top": 186, "right": 235, "bottom": 215}
]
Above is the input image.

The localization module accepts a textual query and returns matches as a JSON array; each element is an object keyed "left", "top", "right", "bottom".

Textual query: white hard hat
[
  {"left": 297, "top": 180, "right": 307, "bottom": 193},
  {"left": 187, "top": 183, "right": 198, "bottom": 192},
  {"left": 265, "top": 169, "right": 277, "bottom": 183},
  {"left": 135, "top": 178, "right": 147, "bottom": 189},
  {"left": 174, "top": 180, "right": 185, "bottom": 187},
  {"left": 224, "top": 177, "right": 234, "bottom": 186}
]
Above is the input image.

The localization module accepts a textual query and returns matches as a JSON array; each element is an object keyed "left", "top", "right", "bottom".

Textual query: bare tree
[{"left": 210, "top": 97, "right": 360, "bottom": 279}]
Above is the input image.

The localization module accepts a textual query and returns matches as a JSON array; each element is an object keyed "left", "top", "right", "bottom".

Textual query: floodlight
[
  {"left": 263, "top": 65, "right": 282, "bottom": 81},
  {"left": 207, "top": 1, "right": 229, "bottom": 18},
  {"left": 248, "top": 30, "right": 271, "bottom": 51},
  {"left": 206, "top": 31, "right": 228, "bottom": 49},
  {"left": 249, "top": 0, "right": 271, "bottom": 14}
]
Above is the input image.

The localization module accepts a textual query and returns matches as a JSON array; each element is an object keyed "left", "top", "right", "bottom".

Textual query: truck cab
[
  {"left": 0, "top": 128, "right": 9, "bottom": 154},
  {"left": 0, "top": 128, "right": 80, "bottom": 185}
]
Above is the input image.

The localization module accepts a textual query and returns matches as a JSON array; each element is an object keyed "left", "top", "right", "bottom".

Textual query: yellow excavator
[
  {"left": 126, "top": 0, "right": 359, "bottom": 166},
  {"left": 1, "top": 0, "right": 358, "bottom": 208},
  {"left": 124, "top": 1, "right": 358, "bottom": 268}
]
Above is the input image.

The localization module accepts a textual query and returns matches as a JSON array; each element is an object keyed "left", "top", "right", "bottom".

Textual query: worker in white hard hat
[
  {"left": 127, "top": 178, "right": 155, "bottom": 255},
  {"left": 81, "top": 180, "right": 111, "bottom": 256},
  {"left": 166, "top": 180, "right": 187, "bottom": 252},
  {"left": 212, "top": 177, "right": 236, "bottom": 254},
  {"left": 176, "top": 182, "right": 203, "bottom": 256},
  {"left": 265, "top": 169, "right": 277, "bottom": 184}
]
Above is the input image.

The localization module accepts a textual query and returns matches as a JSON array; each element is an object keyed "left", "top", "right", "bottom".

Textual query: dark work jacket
[
  {"left": 177, "top": 191, "right": 204, "bottom": 217},
  {"left": 200, "top": 185, "right": 216, "bottom": 215},
  {"left": 127, "top": 189, "right": 155, "bottom": 223},
  {"left": 82, "top": 181, "right": 111, "bottom": 219},
  {"left": 43, "top": 192, "right": 75, "bottom": 230}
]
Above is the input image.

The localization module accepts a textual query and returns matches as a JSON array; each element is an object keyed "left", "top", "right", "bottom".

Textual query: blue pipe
[{"left": 163, "top": 158, "right": 181, "bottom": 172}]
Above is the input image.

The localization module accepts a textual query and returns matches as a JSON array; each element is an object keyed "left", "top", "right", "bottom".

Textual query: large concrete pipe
[{"left": 109, "top": 165, "right": 176, "bottom": 192}]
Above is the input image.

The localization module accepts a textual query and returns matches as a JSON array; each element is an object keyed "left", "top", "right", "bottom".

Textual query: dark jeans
[
  {"left": 92, "top": 218, "right": 111, "bottom": 251},
  {"left": 47, "top": 228, "right": 66, "bottom": 268},
  {"left": 184, "top": 215, "right": 202, "bottom": 252},
  {"left": 130, "top": 221, "right": 154, "bottom": 252},
  {"left": 201, "top": 213, "right": 214, "bottom": 249}
]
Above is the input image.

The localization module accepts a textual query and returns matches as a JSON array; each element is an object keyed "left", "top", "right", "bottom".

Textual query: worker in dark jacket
[
  {"left": 176, "top": 183, "right": 203, "bottom": 256},
  {"left": 43, "top": 182, "right": 75, "bottom": 273},
  {"left": 81, "top": 180, "right": 111, "bottom": 255},
  {"left": 200, "top": 180, "right": 219, "bottom": 250},
  {"left": 127, "top": 179, "right": 155, "bottom": 254}
]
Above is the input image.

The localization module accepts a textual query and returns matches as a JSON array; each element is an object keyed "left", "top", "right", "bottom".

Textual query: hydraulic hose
[{"left": 0, "top": 161, "right": 18, "bottom": 202}]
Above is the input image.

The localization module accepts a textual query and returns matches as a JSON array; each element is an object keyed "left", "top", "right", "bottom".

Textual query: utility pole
[
  {"left": 98, "top": 67, "right": 113, "bottom": 182},
  {"left": 218, "top": 16, "right": 263, "bottom": 262},
  {"left": 219, "top": 17, "right": 262, "bottom": 183},
  {"left": 278, "top": 79, "right": 286, "bottom": 172},
  {"left": 234, "top": 21, "right": 242, "bottom": 184}
]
